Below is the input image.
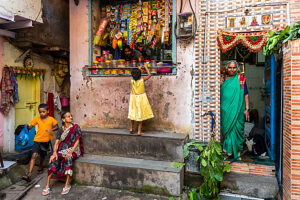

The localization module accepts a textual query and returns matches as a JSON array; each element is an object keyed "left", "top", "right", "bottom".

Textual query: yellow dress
[{"left": 128, "top": 79, "right": 154, "bottom": 121}]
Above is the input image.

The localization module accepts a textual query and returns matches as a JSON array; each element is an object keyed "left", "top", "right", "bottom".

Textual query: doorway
[{"left": 220, "top": 45, "right": 282, "bottom": 167}]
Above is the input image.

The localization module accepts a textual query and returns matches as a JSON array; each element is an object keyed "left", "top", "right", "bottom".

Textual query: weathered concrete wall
[
  {"left": 70, "top": 0, "right": 195, "bottom": 135},
  {"left": 1, "top": 39, "right": 58, "bottom": 152},
  {"left": 0, "top": 37, "right": 4, "bottom": 150},
  {"left": 16, "top": 0, "right": 69, "bottom": 50},
  {"left": 0, "top": 0, "right": 43, "bottom": 22}
]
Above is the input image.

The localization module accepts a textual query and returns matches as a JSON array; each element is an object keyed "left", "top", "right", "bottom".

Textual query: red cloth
[{"left": 47, "top": 93, "right": 54, "bottom": 117}]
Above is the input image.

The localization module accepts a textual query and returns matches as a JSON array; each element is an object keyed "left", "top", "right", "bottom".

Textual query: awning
[{"left": 217, "top": 30, "right": 269, "bottom": 53}]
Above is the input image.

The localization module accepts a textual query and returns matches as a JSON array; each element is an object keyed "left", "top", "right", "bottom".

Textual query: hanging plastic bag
[{"left": 15, "top": 126, "right": 30, "bottom": 146}]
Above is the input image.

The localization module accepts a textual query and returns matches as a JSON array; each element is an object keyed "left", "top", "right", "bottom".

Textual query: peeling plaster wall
[
  {"left": 1, "top": 40, "right": 57, "bottom": 152},
  {"left": 0, "top": 37, "right": 4, "bottom": 150},
  {"left": 0, "top": 0, "right": 43, "bottom": 22},
  {"left": 70, "top": 0, "right": 196, "bottom": 135}
]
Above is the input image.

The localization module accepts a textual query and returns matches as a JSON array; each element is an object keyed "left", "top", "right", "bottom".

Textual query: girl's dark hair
[
  {"left": 61, "top": 112, "right": 68, "bottom": 119},
  {"left": 61, "top": 112, "right": 70, "bottom": 126},
  {"left": 131, "top": 68, "right": 141, "bottom": 80}
]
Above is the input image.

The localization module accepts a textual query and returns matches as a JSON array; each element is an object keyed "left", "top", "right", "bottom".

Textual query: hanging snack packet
[{"left": 93, "top": 18, "right": 109, "bottom": 45}]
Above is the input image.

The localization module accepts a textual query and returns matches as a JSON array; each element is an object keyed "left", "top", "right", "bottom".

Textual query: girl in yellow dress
[{"left": 128, "top": 63, "right": 154, "bottom": 135}]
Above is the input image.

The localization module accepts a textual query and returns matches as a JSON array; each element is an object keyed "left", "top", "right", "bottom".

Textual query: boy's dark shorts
[{"left": 32, "top": 142, "right": 50, "bottom": 156}]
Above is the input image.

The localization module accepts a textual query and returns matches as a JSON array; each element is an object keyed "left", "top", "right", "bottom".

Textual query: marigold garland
[{"left": 217, "top": 30, "right": 269, "bottom": 53}]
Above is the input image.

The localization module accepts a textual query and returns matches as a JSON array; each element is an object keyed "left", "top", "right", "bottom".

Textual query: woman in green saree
[{"left": 221, "top": 61, "right": 250, "bottom": 160}]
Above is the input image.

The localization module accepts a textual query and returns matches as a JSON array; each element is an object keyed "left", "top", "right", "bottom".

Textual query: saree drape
[{"left": 221, "top": 74, "right": 245, "bottom": 159}]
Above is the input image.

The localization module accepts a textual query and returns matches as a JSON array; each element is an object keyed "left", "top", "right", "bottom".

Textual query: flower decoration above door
[{"left": 217, "top": 30, "right": 269, "bottom": 53}]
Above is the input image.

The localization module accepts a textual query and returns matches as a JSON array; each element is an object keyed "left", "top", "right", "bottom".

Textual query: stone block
[
  {"left": 82, "top": 127, "right": 188, "bottom": 162},
  {"left": 73, "top": 154, "right": 184, "bottom": 196}
]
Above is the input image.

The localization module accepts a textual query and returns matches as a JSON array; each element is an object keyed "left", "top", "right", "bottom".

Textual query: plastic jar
[
  {"left": 105, "top": 60, "right": 112, "bottom": 74},
  {"left": 92, "top": 61, "right": 98, "bottom": 75},
  {"left": 117, "top": 59, "right": 125, "bottom": 74},
  {"left": 98, "top": 61, "right": 104, "bottom": 75},
  {"left": 132, "top": 60, "right": 137, "bottom": 68},
  {"left": 150, "top": 60, "right": 157, "bottom": 74}
]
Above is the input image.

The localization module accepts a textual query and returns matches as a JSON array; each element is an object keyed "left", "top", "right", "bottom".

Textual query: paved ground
[{"left": 21, "top": 171, "right": 177, "bottom": 200}]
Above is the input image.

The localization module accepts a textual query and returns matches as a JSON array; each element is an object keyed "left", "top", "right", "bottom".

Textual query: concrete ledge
[
  {"left": 73, "top": 154, "right": 184, "bottom": 196},
  {"left": 221, "top": 172, "right": 279, "bottom": 199},
  {"left": 82, "top": 127, "right": 188, "bottom": 162}
]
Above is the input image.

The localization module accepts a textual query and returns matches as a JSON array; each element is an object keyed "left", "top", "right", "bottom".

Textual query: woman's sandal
[
  {"left": 21, "top": 175, "right": 31, "bottom": 182},
  {"left": 61, "top": 185, "right": 71, "bottom": 195},
  {"left": 129, "top": 130, "right": 134, "bottom": 134},
  {"left": 42, "top": 186, "right": 50, "bottom": 196},
  {"left": 137, "top": 132, "right": 144, "bottom": 136}
]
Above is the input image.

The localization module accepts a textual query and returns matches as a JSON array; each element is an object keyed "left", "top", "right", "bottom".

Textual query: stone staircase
[{"left": 73, "top": 127, "right": 188, "bottom": 196}]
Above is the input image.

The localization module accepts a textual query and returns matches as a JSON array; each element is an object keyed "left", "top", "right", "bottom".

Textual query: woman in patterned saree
[
  {"left": 220, "top": 61, "right": 250, "bottom": 160},
  {"left": 42, "top": 112, "right": 84, "bottom": 196}
]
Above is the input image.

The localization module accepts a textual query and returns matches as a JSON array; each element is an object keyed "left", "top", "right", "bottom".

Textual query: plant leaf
[
  {"left": 214, "top": 173, "right": 223, "bottom": 181},
  {"left": 173, "top": 162, "right": 185, "bottom": 168},
  {"left": 196, "top": 155, "right": 200, "bottom": 161},
  {"left": 201, "top": 159, "right": 207, "bottom": 167},
  {"left": 225, "top": 163, "right": 231, "bottom": 172}
]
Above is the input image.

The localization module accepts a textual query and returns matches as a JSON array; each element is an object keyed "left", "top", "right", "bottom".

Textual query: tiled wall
[
  {"left": 282, "top": 39, "right": 300, "bottom": 200},
  {"left": 194, "top": 0, "right": 288, "bottom": 141},
  {"left": 228, "top": 162, "right": 275, "bottom": 176}
]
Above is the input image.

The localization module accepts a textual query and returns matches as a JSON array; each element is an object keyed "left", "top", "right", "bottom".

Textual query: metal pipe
[
  {"left": 201, "top": 0, "right": 208, "bottom": 142},
  {"left": 206, "top": 2, "right": 289, "bottom": 14}
]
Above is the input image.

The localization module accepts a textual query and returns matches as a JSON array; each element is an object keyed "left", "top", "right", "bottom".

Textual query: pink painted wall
[
  {"left": 0, "top": 37, "right": 4, "bottom": 149},
  {"left": 69, "top": 0, "right": 195, "bottom": 134}
]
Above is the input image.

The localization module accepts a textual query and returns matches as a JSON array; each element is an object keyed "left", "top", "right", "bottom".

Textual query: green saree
[{"left": 221, "top": 74, "right": 245, "bottom": 159}]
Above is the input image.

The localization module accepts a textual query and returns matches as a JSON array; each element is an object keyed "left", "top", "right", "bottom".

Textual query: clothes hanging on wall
[
  {"left": 47, "top": 93, "right": 55, "bottom": 117},
  {"left": 0, "top": 66, "right": 19, "bottom": 115},
  {"left": 53, "top": 92, "right": 62, "bottom": 111}
]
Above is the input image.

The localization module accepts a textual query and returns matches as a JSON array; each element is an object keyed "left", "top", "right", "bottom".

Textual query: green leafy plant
[
  {"left": 198, "top": 137, "right": 230, "bottom": 199},
  {"left": 264, "top": 21, "right": 300, "bottom": 56},
  {"left": 263, "top": 26, "right": 290, "bottom": 56},
  {"left": 283, "top": 21, "right": 300, "bottom": 43},
  {"left": 176, "top": 138, "right": 230, "bottom": 200}
]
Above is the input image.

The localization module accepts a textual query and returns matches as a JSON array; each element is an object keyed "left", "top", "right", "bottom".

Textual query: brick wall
[
  {"left": 195, "top": 0, "right": 288, "bottom": 141},
  {"left": 282, "top": 41, "right": 292, "bottom": 200},
  {"left": 283, "top": 39, "right": 300, "bottom": 200},
  {"left": 290, "top": 0, "right": 300, "bottom": 24}
]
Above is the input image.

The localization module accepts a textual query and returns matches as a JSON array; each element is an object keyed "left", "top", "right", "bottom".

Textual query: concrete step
[
  {"left": 73, "top": 154, "right": 184, "bottom": 196},
  {"left": 82, "top": 127, "right": 188, "bottom": 162},
  {"left": 221, "top": 172, "right": 279, "bottom": 199}
]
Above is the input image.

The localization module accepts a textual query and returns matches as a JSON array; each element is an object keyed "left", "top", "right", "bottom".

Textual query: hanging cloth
[
  {"left": 217, "top": 30, "right": 269, "bottom": 53},
  {"left": 0, "top": 66, "right": 18, "bottom": 115},
  {"left": 47, "top": 93, "right": 55, "bottom": 117},
  {"left": 10, "top": 67, "right": 19, "bottom": 104}
]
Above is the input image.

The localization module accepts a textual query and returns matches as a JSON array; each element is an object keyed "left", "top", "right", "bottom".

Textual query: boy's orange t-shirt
[{"left": 30, "top": 116, "right": 58, "bottom": 142}]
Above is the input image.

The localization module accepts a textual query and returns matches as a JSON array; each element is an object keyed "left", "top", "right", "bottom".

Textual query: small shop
[{"left": 89, "top": 0, "right": 178, "bottom": 76}]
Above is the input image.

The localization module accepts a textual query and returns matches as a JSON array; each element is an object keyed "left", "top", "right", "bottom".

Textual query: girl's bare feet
[{"left": 137, "top": 132, "right": 144, "bottom": 136}]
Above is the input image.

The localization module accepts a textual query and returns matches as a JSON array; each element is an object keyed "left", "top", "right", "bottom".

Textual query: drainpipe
[{"left": 201, "top": 0, "right": 208, "bottom": 142}]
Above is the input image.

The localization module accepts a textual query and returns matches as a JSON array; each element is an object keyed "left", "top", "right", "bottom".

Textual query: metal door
[{"left": 265, "top": 54, "right": 276, "bottom": 161}]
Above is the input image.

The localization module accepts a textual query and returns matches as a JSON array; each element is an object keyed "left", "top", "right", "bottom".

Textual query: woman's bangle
[{"left": 245, "top": 108, "right": 250, "bottom": 111}]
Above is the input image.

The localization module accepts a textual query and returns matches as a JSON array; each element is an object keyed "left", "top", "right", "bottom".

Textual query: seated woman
[{"left": 42, "top": 112, "right": 84, "bottom": 196}]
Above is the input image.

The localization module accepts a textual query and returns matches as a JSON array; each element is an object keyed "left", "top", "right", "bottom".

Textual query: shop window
[{"left": 89, "top": 0, "right": 176, "bottom": 77}]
